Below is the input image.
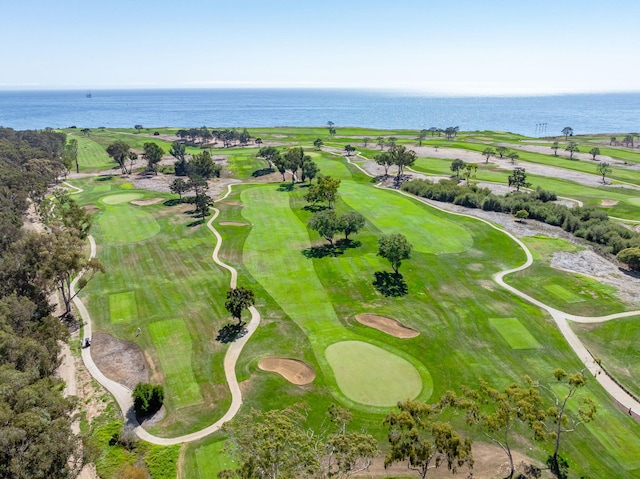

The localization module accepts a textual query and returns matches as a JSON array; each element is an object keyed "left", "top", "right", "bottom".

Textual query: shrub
[
  {"left": 617, "top": 247, "right": 640, "bottom": 270},
  {"left": 133, "top": 383, "right": 164, "bottom": 416}
]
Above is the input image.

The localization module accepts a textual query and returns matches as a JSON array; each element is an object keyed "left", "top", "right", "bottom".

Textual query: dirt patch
[
  {"left": 355, "top": 442, "right": 549, "bottom": 478},
  {"left": 82, "top": 204, "right": 100, "bottom": 214},
  {"left": 258, "top": 358, "right": 316, "bottom": 385},
  {"left": 223, "top": 201, "right": 242, "bottom": 206},
  {"left": 355, "top": 314, "right": 419, "bottom": 338},
  {"left": 90, "top": 333, "right": 149, "bottom": 390},
  {"left": 219, "top": 221, "right": 250, "bottom": 226},
  {"left": 601, "top": 199, "right": 619, "bottom": 206},
  {"left": 131, "top": 197, "right": 163, "bottom": 206}
]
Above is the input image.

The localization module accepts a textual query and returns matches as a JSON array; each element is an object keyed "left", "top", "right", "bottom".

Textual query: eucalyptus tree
[
  {"left": 388, "top": 144, "right": 417, "bottom": 180},
  {"left": 561, "top": 126, "right": 573, "bottom": 140},
  {"left": 143, "top": 142, "right": 164, "bottom": 175},
  {"left": 308, "top": 209, "right": 341, "bottom": 247},
  {"left": 482, "top": 147, "right": 495, "bottom": 163},
  {"left": 344, "top": 144, "right": 356, "bottom": 156},
  {"left": 450, "top": 159, "right": 466, "bottom": 178},
  {"left": 565, "top": 142, "right": 579, "bottom": 160},
  {"left": 417, "top": 129, "right": 428, "bottom": 145},
  {"left": 507, "top": 151, "right": 519, "bottom": 164},
  {"left": 375, "top": 152, "right": 393, "bottom": 176},
  {"left": 508, "top": 167, "right": 531, "bottom": 191},
  {"left": 169, "top": 141, "right": 187, "bottom": 176},
  {"left": 301, "top": 159, "right": 319, "bottom": 184},
  {"left": 496, "top": 146, "right": 509, "bottom": 158},
  {"left": 313, "top": 138, "right": 324, "bottom": 150},
  {"left": 106, "top": 140, "right": 132, "bottom": 174},
  {"left": 551, "top": 141, "right": 559, "bottom": 156},
  {"left": 588, "top": 147, "right": 600, "bottom": 160},
  {"left": 597, "top": 162, "right": 612, "bottom": 183}
]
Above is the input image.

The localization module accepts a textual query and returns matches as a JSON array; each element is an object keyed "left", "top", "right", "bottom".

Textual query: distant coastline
[{"left": 1, "top": 89, "right": 639, "bottom": 136}]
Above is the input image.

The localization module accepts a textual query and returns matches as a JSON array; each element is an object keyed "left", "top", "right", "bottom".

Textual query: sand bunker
[
  {"left": 82, "top": 204, "right": 99, "bottom": 215},
  {"left": 601, "top": 199, "right": 619, "bottom": 206},
  {"left": 224, "top": 201, "right": 242, "bottom": 206},
  {"left": 355, "top": 314, "right": 419, "bottom": 338},
  {"left": 258, "top": 358, "right": 315, "bottom": 385},
  {"left": 219, "top": 221, "right": 250, "bottom": 226},
  {"left": 131, "top": 197, "right": 164, "bottom": 206}
]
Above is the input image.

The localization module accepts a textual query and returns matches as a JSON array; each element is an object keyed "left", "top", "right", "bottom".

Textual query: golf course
[{"left": 65, "top": 126, "right": 640, "bottom": 478}]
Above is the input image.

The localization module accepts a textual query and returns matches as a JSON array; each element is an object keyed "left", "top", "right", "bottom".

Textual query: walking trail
[{"left": 70, "top": 155, "right": 640, "bottom": 446}]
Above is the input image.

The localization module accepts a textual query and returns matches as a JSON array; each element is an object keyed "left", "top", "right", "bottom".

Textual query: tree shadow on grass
[
  {"left": 251, "top": 167, "right": 275, "bottom": 177},
  {"left": 97, "top": 175, "right": 114, "bottom": 182},
  {"left": 164, "top": 198, "right": 183, "bottom": 207},
  {"left": 216, "top": 323, "right": 248, "bottom": 343},
  {"left": 302, "top": 204, "right": 329, "bottom": 213},
  {"left": 302, "top": 239, "right": 361, "bottom": 259},
  {"left": 187, "top": 219, "right": 205, "bottom": 227},
  {"left": 277, "top": 183, "right": 294, "bottom": 192},
  {"left": 373, "top": 271, "right": 408, "bottom": 297}
]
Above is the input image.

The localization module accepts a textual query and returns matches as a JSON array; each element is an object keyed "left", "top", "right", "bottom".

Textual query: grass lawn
[
  {"left": 109, "top": 291, "right": 137, "bottom": 324},
  {"left": 98, "top": 204, "right": 161, "bottom": 243}
]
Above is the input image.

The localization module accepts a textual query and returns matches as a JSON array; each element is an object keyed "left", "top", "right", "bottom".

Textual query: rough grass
[
  {"left": 149, "top": 319, "right": 203, "bottom": 410},
  {"left": 489, "top": 318, "right": 540, "bottom": 350},
  {"left": 325, "top": 340, "right": 423, "bottom": 406}
]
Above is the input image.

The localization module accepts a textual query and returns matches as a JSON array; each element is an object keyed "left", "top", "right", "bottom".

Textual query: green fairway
[
  {"left": 109, "top": 291, "right": 137, "bottom": 324},
  {"left": 93, "top": 184, "right": 112, "bottom": 192},
  {"left": 149, "top": 319, "right": 203, "bottom": 410},
  {"left": 627, "top": 197, "right": 640, "bottom": 206},
  {"left": 98, "top": 206, "right": 161, "bottom": 243},
  {"left": 543, "top": 284, "right": 585, "bottom": 303},
  {"left": 195, "top": 440, "right": 236, "bottom": 479},
  {"left": 325, "top": 341, "right": 423, "bottom": 406},
  {"left": 489, "top": 318, "right": 540, "bottom": 349},
  {"left": 102, "top": 193, "right": 143, "bottom": 204}
]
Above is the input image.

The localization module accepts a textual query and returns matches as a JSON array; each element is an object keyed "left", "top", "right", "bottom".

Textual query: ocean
[{"left": 0, "top": 89, "right": 639, "bottom": 137}]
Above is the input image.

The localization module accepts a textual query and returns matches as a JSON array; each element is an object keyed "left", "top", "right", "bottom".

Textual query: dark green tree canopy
[
  {"left": 224, "top": 287, "right": 255, "bottom": 325},
  {"left": 378, "top": 233, "right": 412, "bottom": 274}
]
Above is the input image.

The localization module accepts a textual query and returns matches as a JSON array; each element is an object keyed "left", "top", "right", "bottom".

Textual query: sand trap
[
  {"left": 82, "top": 204, "right": 99, "bottom": 215},
  {"left": 131, "top": 197, "right": 164, "bottom": 206},
  {"left": 224, "top": 201, "right": 242, "bottom": 206},
  {"left": 258, "top": 358, "right": 316, "bottom": 385},
  {"left": 219, "top": 221, "right": 249, "bottom": 226},
  {"left": 355, "top": 314, "right": 419, "bottom": 338},
  {"left": 601, "top": 199, "right": 619, "bottom": 206}
]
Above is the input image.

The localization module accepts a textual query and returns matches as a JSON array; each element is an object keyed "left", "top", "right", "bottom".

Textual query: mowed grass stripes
[
  {"left": 489, "top": 318, "right": 540, "bottom": 350},
  {"left": 149, "top": 319, "right": 202, "bottom": 409},
  {"left": 98, "top": 205, "right": 161, "bottom": 243}
]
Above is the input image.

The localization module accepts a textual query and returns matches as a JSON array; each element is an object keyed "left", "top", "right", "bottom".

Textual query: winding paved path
[{"left": 70, "top": 157, "right": 640, "bottom": 446}]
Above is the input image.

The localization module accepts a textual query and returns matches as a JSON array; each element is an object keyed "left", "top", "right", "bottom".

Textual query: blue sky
[{"left": 1, "top": 0, "right": 639, "bottom": 94}]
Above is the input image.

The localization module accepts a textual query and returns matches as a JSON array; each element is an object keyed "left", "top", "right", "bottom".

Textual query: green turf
[
  {"left": 102, "top": 193, "right": 143, "bottom": 204},
  {"left": 98, "top": 206, "right": 161, "bottom": 243},
  {"left": 325, "top": 341, "right": 423, "bottom": 406},
  {"left": 194, "top": 440, "right": 236, "bottom": 479},
  {"left": 543, "top": 284, "right": 585, "bottom": 303},
  {"left": 93, "top": 184, "right": 112, "bottom": 192},
  {"left": 149, "top": 319, "right": 203, "bottom": 410},
  {"left": 489, "top": 318, "right": 541, "bottom": 350},
  {"left": 120, "top": 183, "right": 134, "bottom": 190},
  {"left": 108, "top": 291, "right": 137, "bottom": 324}
]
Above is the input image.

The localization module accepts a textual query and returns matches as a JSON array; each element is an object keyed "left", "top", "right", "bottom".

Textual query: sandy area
[
  {"left": 355, "top": 314, "right": 419, "bottom": 338},
  {"left": 219, "top": 221, "right": 249, "bottom": 226},
  {"left": 258, "top": 357, "right": 316, "bottom": 385},
  {"left": 601, "top": 199, "right": 619, "bottom": 206},
  {"left": 131, "top": 197, "right": 164, "bottom": 206},
  {"left": 91, "top": 333, "right": 149, "bottom": 390}
]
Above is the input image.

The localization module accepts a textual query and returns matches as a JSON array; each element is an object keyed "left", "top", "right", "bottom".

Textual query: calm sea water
[{"left": 0, "top": 89, "right": 639, "bottom": 137}]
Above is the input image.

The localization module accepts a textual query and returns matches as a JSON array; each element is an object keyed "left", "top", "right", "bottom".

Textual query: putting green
[
  {"left": 325, "top": 341, "right": 422, "bottom": 406},
  {"left": 98, "top": 206, "right": 160, "bottom": 243},
  {"left": 109, "top": 291, "right": 137, "bottom": 323},
  {"left": 149, "top": 319, "right": 202, "bottom": 409},
  {"left": 102, "top": 193, "right": 143, "bottom": 204},
  {"left": 489, "top": 318, "right": 540, "bottom": 350}
]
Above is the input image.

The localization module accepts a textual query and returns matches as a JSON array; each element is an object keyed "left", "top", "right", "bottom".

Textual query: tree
[
  {"left": 189, "top": 150, "right": 221, "bottom": 180},
  {"left": 384, "top": 399, "right": 473, "bottom": 479},
  {"left": 463, "top": 163, "right": 478, "bottom": 185},
  {"left": 305, "top": 176, "right": 341, "bottom": 208},
  {"left": 344, "top": 144, "right": 356, "bottom": 156},
  {"left": 284, "top": 147, "right": 309, "bottom": 183},
  {"left": 308, "top": 209, "right": 341, "bottom": 247},
  {"left": 134, "top": 124, "right": 143, "bottom": 133},
  {"left": 624, "top": 134, "right": 634, "bottom": 148},
  {"left": 589, "top": 147, "right": 600, "bottom": 160},
  {"left": 617, "top": 247, "right": 640, "bottom": 271},
  {"left": 508, "top": 167, "right": 531, "bottom": 191},
  {"left": 169, "top": 178, "right": 190, "bottom": 200},
  {"left": 374, "top": 152, "right": 393, "bottom": 176},
  {"left": 459, "top": 379, "right": 545, "bottom": 479},
  {"left": 257, "top": 146, "right": 280, "bottom": 168},
  {"left": 450, "top": 159, "right": 466, "bottom": 178},
  {"left": 132, "top": 383, "right": 164, "bottom": 416},
  {"left": 301, "top": 160, "right": 319, "bottom": 184},
  {"left": 482, "top": 147, "right": 495, "bottom": 163},
  {"left": 538, "top": 370, "right": 596, "bottom": 478},
  {"left": 387, "top": 137, "right": 397, "bottom": 148},
  {"left": 565, "top": 142, "right": 579, "bottom": 160},
  {"left": 363, "top": 137, "right": 370, "bottom": 148},
  {"left": 169, "top": 141, "right": 188, "bottom": 176},
  {"left": 595, "top": 162, "right": 612, "bottom": 184},
  {"left": 62, "top": 139, "right": 79, "bottom": 174},
  {"left": 225, "top": 287, "right": 255, "bottom": 325},
  {"left": 143, "top": 142, "right": 164, "bottom": 175},
  {"left": 507, "top": 151, "right": 519, "bottom": 164},
  {"left": 610, "top": 136, "right": 617, "bottom": 145},
  {"left": 378, "top": 234, "right": 412, "bottom": 274},
  {"left": 255, "top": 138, "right": 263, "bottom": 147},
  {"left": 106, "top": 140, "right": 132, "bottom": 174},
  {"left": 417, "top": 129, "right": 427, "bottom": 146},
  {"left": 496, "top": 146, "right": 509, "bottom": 158},
  {"left": 194, "top": 193, "right": 213, "bottom": 220},
  {"left": 273, "top": 155, "right": 288, "bottom": 181},
  {"left": 388, "top": 145, "right": 417, "bottom": 180},
  {"left": 313, "top": 138, "right": 324, "bottom": 150},
  {"left": 339, "top": 211, "right": 365, "bottom": 240},
  {"left": 561, "top": 127, "right": 573, "bottom": 140},
  {"left": 39, "top": 189, "right": 92, "bottom": 239},
  {"left": 551, "top": 142, "right": 559, "bottom": 156},
  {"left": 377, "top": 137, "right": 385, "bottom": 150}
]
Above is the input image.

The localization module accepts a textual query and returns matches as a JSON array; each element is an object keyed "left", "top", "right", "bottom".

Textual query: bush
[
  {"left": 617, "top": 247, "right": 640, "bottom": 270},
  {"left": 133, "top": 383, "right": 164, "bottom": 416}
]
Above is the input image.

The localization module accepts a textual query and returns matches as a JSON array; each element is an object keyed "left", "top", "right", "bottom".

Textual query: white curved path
[
  {"left": 71, "top": 185, "right": 261, "bottom": 445},
  {"left": 344, "top": 152, "right": 640, "bottom": 416}
]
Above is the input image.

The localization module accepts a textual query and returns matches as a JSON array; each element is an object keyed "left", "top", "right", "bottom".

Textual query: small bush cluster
[
  {"left": 133, "top": 383, "right": 164, "bottom": 416},
  {"left": 401, "top": 179, "right": 640, "bottom": 254}
]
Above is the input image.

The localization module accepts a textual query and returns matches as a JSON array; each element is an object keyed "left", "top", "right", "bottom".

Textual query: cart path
[
  {"left": 72, "top": 184, "right": 261, "bottom": 445},
  {"left": 343, "top": 152, "right": 640, "bottom": 416}
]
